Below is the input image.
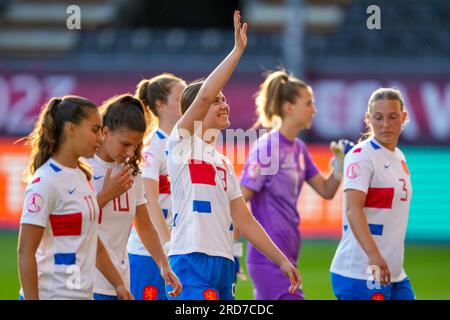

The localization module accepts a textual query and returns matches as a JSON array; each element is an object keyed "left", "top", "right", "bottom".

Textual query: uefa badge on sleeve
[
  {"left": 143, "top": 152, "right": 153, "bottom": 168},
  {"left": 346, "top": 162, "right": 360, "bottom": 179},
  {"left": 27, "top": 193, "right": 44, "bottom": 214}
]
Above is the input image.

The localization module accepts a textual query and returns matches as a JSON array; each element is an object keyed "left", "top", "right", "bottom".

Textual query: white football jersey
[
  {"left": 127, "top": 128, "right": 172, "bottom": 256},
  {"left": 85, "top": 155, "right": 146, "bottom": 295},
  {"left": 19, "top": 158, "right": 99, "bottom": 300},
  {"left": 166, "top": 123, "right": 242, "bottom": 262},
  {"left": 330, "top": 138, "right": 412, "bottom": 282}
]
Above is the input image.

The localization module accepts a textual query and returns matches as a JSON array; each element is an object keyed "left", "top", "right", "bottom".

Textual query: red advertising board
[{"left": 0, "top": 139, "right": 342, "bottom": 237}]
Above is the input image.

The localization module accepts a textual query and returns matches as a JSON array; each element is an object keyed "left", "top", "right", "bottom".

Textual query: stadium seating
[{"left": 0, "top": 0, "right": 448, "bottom": 71}]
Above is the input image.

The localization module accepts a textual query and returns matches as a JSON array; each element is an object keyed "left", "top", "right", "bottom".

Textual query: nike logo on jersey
[
  {"left": 93, "top": 175, "right": 104, "bottom": 180},
  {"left": 384, "top": 164, "right": 390, "bottom": 169},
  {"left": 68, "top": 188, "right": 77, "bottom": 194}
]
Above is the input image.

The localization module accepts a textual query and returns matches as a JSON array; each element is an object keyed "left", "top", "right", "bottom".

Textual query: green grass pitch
[{"left": 1, "top": 231, "right": 449, "bottom": 300}]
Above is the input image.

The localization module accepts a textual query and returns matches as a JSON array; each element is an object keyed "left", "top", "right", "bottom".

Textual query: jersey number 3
[{"left": 398, "top": 178, "right": 408, "bottom": 201}]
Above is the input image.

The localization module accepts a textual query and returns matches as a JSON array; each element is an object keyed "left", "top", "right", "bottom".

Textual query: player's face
[
  {"left": 164, "top": 82, "right": 185, "bottom": 122},
  {"left": 101, "top": 127, "right": 145, "bottom": 163},
  {"left": 71, "top": 108, "right": 103, "bottom": 158},
  {"left": 203, "top": 91, "right": 230, "bottom": 130},
  {"left": 291, "top": 87, "right": 316, "bottom": 129},
  {"left": 367, "top": 99, "right": 407, "bottom": 150}
]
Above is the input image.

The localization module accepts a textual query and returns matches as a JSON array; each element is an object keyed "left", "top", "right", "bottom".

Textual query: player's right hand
[
  {"left": 115, "top": 284, "right": 135, "bottom": 300},
  {"left": 368, "top": 252, "right": 391, "bottom": 286},
  {"left": 279, "top": 261, "right": 302, "bottom": 295},
  {"left": 102, "top": 165, "right": 134, "bottom": 199}
]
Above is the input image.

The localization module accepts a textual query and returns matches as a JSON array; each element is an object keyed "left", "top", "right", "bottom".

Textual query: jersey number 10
[{"left": 113, "top": 192, "right": 130, "bottom": 212}]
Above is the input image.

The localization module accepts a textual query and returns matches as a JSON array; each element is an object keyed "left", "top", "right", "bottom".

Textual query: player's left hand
[
  {"left": 279, "top": 261, "right": 302, "bottom": 295},
  {"left": 161, "top": 268, "right": 183, "bottom": 297},
  {"left": 115, "top": 284, "right": 135, "bottom": 300},
  {"left": 233, "top": 10, "right": 247, "bottom": 53}
]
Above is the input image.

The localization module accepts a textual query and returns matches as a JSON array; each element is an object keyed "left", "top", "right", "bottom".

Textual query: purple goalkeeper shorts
[{"left": 247, "top": 262, "right": 304, "bottom": 300}]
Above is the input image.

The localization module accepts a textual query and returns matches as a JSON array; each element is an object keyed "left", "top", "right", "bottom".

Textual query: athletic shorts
[
  {"left": 167, "top": 252, "right": 235, "bottom": 300},
  {"left": 129, "top": 253, "right": 167, "bottom": 300},
  {"left": 331, "top": 272, "right": 415, "bottom": 300}
]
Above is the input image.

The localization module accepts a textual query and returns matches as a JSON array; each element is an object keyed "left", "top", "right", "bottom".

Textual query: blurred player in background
[
  {"left": 17, "top": 96, "right": 133, "bottom": 300},
  {"left": 127, "top": 74, "right": 186, "bottom": 300},
  {"left": 330, "top": 88, "right": 415, "bottom": 300},
  {"left": 85, "top": 94, "right": 182, "bottom": 300},
  {"left": 239, "top": 70, "right": 349, "bottom": 300},
  {"left": 165, "top": 11, "right": 301, "bottom": 300}
]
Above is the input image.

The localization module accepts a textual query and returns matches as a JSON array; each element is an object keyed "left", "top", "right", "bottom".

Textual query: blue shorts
[
  {"left": 331, "top": 272, "right": 415, "bottom": 300},
  {"left": 129, "top": 253, "right": 167, "bottom": 300},
  {"left": 93, "top": 293, "right": 118, "bottom": 300},
  {"left": 167, "top": 252, "right": 235, "bottom": 300}
]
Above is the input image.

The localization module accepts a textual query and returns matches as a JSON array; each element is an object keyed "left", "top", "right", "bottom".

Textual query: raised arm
[
  {"left": 179, "top": 10, "right": 247, "bottom": 134},
  {"left": 307, "top": 139, "right": 354, "bottom": 199}
]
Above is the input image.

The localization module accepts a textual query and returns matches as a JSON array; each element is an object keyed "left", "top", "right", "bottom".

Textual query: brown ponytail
[
  {"left": 25, "top": 96, "right": 97, "bottom": 182},
  {"left": 254, "top": 70, "right": 309, "bottom": 128},
  {"left": 135, "top": 73, "right": 186, "bottom": 118}
]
